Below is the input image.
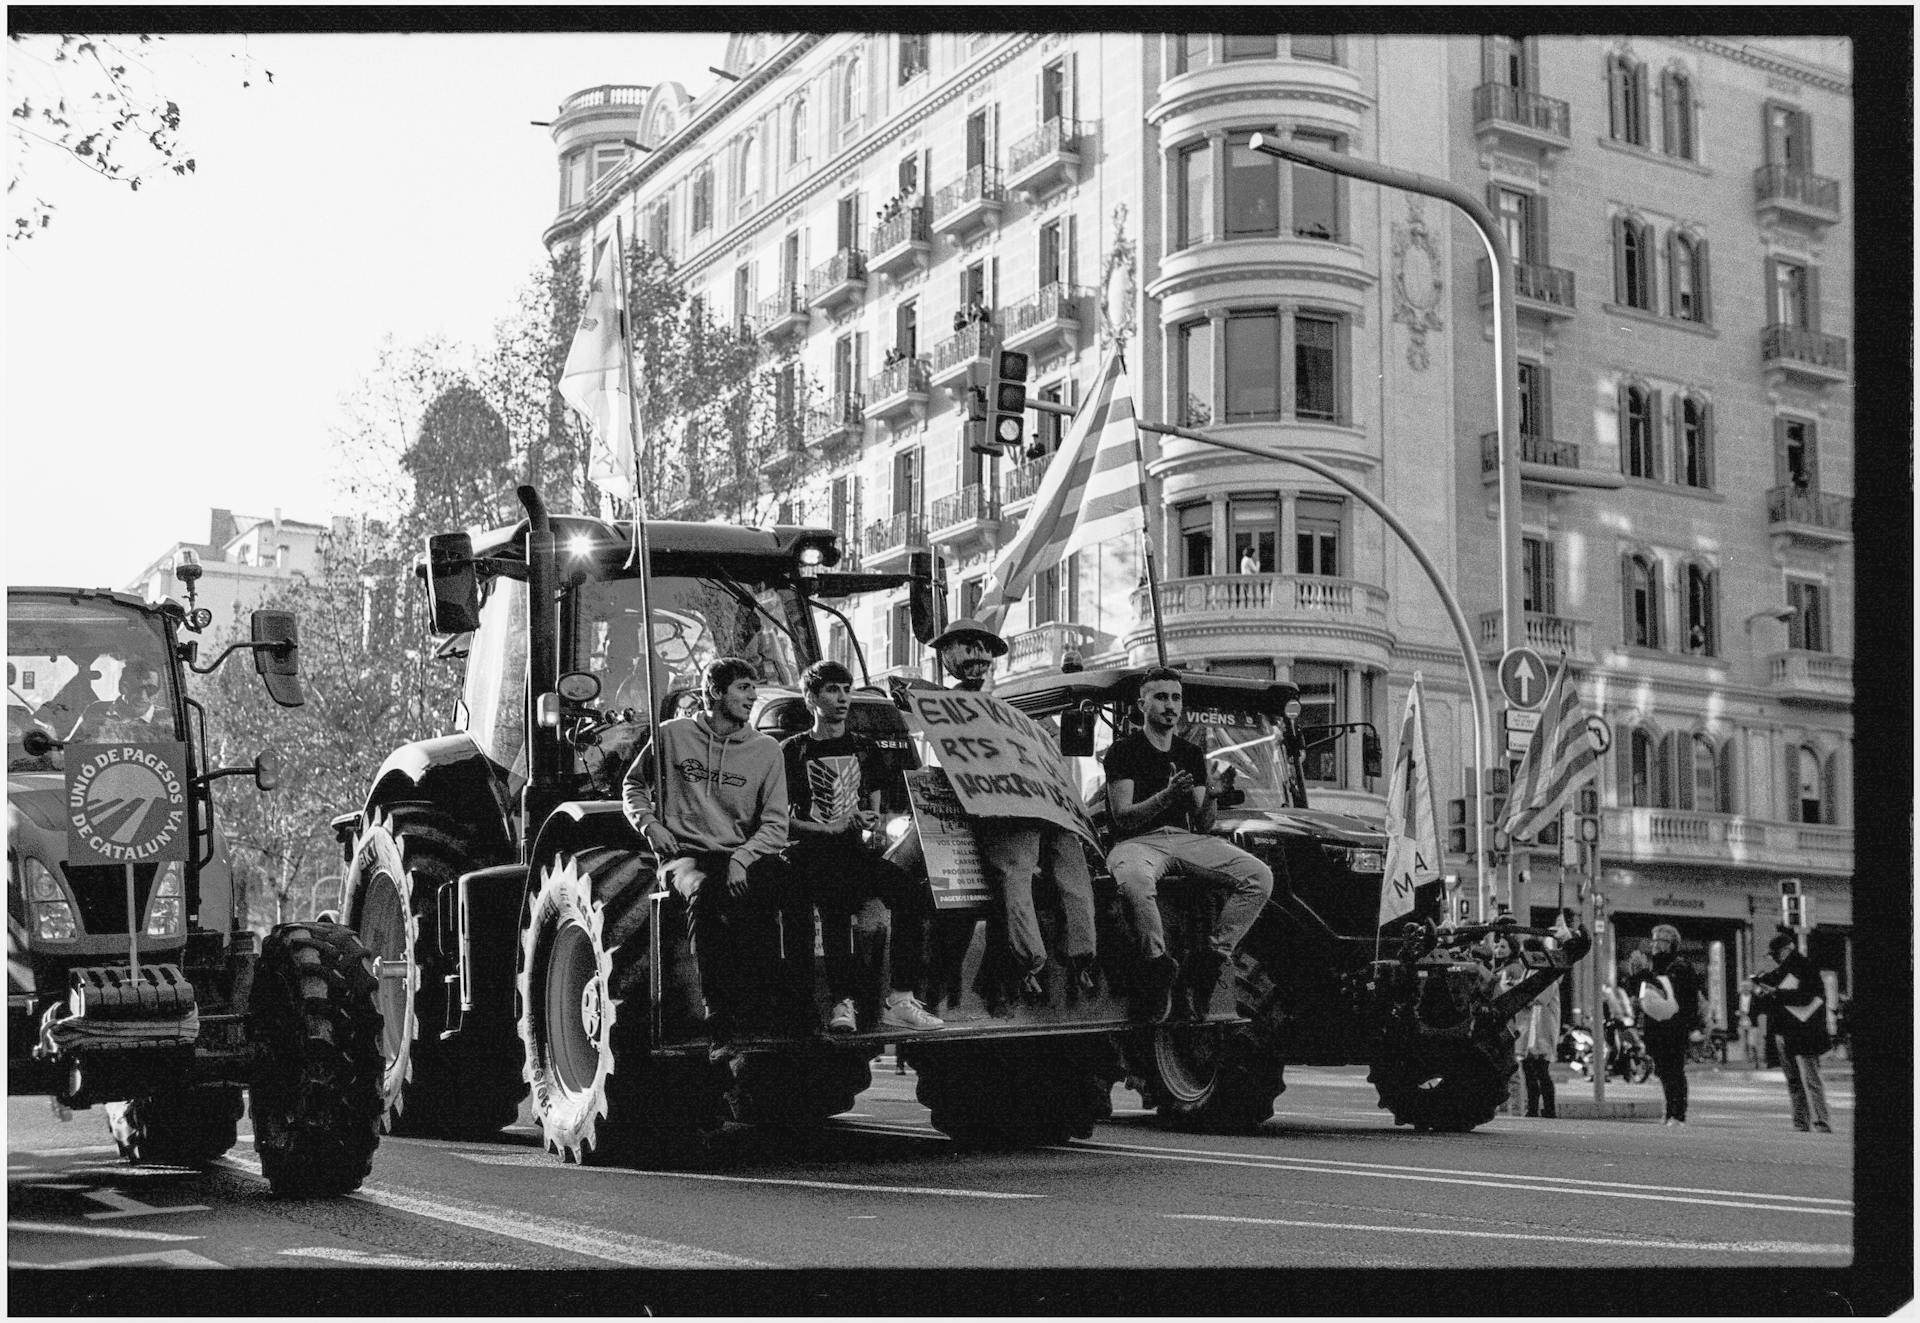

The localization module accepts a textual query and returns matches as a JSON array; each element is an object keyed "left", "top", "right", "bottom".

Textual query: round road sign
[{"left": 1497, "top": 647, "right": 1550, "bottom": 710}]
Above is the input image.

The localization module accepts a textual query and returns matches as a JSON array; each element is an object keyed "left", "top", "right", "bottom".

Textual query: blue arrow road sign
[{"left": 1498, "top": 647, "right": 1549, "bottom": 709}]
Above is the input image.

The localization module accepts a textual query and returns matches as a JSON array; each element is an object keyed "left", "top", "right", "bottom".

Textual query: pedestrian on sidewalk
[
  {"left": 1627, "top": 924, "right": 1701, "bottom": 1127},
  {"left": 1514, "top": 937, "right": 1560, "bottom": 1118},
  {"left": 1750, "top": 928, "right": 1833, "bottom": 1133}
]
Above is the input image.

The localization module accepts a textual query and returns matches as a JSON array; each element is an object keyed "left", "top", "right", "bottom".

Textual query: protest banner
[
  {"left": 902, "top": 769, "right": 991, "bottom": 911},
  {"left": 898, "top": 690, "right": 1099, "bottom": 846}
]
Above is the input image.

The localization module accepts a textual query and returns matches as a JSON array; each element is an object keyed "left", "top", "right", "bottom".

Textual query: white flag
[
  {"left": 1378, "top": 674, "right": 1445, "bottom": 928},
  {"left": 559, "top": 240, "right": 638, "bottom": 503}
]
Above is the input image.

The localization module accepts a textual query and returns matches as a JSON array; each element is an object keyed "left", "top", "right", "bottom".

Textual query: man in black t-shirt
[
  {"left": 783, "top": 661, "right": 944, "bottom": 1034},
  {"left": 1104, "top": 667, "right": 1273, "bottom": 1021}
]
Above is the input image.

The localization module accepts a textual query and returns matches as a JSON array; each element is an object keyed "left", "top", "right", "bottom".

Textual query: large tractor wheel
[
  {"left": 247, "top": 921, "right": 386, "bottom": 1197},
  {"left": 1368, "top": 1029, "right": 1517, "bottom": 1133},
  {"left": 913, "top": 1038, "right": 1116, "bottom": 1147},
  {"left": 347, "top": 804, "right": 524, "bottom": 1138},
  {"left": 106, "top": 1085, "right": 245, "bottom": 1167},
  {"left": 519, "top": 849, "right": 716, "bottom": 1166},
  {"left": 1131, "top": 1021, "right": 1285, "bottom": 1133}
]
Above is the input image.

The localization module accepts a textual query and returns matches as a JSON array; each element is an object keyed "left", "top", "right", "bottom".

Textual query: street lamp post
[{"left": 1249, "top": 132, "right": 1524, "bottom": 917}]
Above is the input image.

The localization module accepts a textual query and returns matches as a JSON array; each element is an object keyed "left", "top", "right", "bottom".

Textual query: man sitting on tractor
[
  {"left": 781, "top": 660, "right": 944, "bottom": 1034},
  {"left": 622, "top": 656, "right": 803, "bottom": 1064},
  {"left": 1103, "top": 666, "right": 1274, "bottom": 1021}
]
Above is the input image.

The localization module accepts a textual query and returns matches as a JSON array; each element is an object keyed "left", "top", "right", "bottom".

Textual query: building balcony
[
  {"left": 1137, "top": 574, "right": 1390, "bottom": 636},
  {"left": 1476, "top": 609, "right": 1594, "bottom": 662},
  {"left": 1001, "top": 457, "right": 1049, "bottom": 512},
  {"left": 1003, "top": 621, "right": 1098, "bottom": 676},
  {"left": 868, "top": 203, "right": 932, "bottom": 280},
  {"left": 927, "top": 482, "right": 1001, "bottom": 551},
  {"left": 1752, "top": 164, "right": 1842, "bottom": 230},
  {"left": 932, "top": 165, "right": 1006, "bottom": 242},
  {"left": 802, "top": 392, "right": 864, "bottom": 455},
  {"left": 805, "top": 249, "right": 867, "bottom": 313},
  {"left": 1005, "top": 117, "right": 1083, "bottom": 199},
  {"left": 861, "top": 511, "right": 927, "bottom": 572},
  {"left": 1761, "top": 324, "right": 1849, "bottom": 386},
  {"left": 754, "top": 284, "right": 809, "bottom": 342},
  {"left": 1477, "top": 258, "right": 1576, "bottom": 321},
  {"left": 1765, "top": 649, "right": 1852, "bottom": 705},
  {"left": 1001, "top": 282, "right": 1094, "bottom": 358},
  {"left": 865, "top": 357, "right": 931, "bottom": 427},
  {"left": 1470, "top": 83, "right": 1571, "bottom": 153},
  {"left": 1766, "top": 485, "right": 1852, "bottom": 547},
  {"left": 929, "top": 320, "right": 999, "bottom": 391},
  {"left": 1601, "top": 808, "right": 1851, "bottom": 878},
  {"left": 1479, "top": 431, "right": 1596, "bottom": 491}
]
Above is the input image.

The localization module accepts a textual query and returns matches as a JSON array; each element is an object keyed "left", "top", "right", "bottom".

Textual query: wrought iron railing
[
  {"left": 1752, "top": 165, "right": 1841, "bottom": 214},
  {"left": 806, "top": 248, "right": 867, "bottom": 302},
  {"left": 870, "top": 205, "right": 929, "bottom": 256},
  {"left": 932, "top": 165, "right": 1006, "bottom": 226},
  {"left": 1471, "top": 83, "right": 1571, "bottom": 138},
  {"left": 1008, "top": 118, "right": 1081, "bottom": 177},
  {"left": 1000, "top": 283, "right": 1090, "bottom": 341},
  {"left": 1761, "top": 324, "right": 1848, "bottom": 372},
  {"left": 929, "top": 483, "right": 998, "bottom": 533},
  {"left": 1766, "top": 485, "right": 1851, "bottom": 530}
]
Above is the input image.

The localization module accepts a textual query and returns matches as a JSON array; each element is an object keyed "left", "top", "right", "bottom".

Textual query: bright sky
[{"left": 5, "top": 29, "right": 729, "bottom": 590}]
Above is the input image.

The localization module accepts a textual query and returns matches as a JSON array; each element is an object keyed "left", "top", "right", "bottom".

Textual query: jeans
[
  {"left": 797, "top": 844, "right": 932, "bottom": 1003},
  {"left": 670, "top": 850, "right": 804, "bottom": 1040},
  {"left": 1521, "top": 1054, "right": 1556, "bottom": 1117},
  {"left": 1105, "top": 827, "right": 1274, "bottom": 962},
  {"left": 1647, "top": 1036, "right": 1689, "bottom": 1121},
  {"left": 889, "top": 817, "right": 1097, "bottom": 975},
  {"left": 1778, "top": 1043, "right": 1831, "bottom": 1129}
]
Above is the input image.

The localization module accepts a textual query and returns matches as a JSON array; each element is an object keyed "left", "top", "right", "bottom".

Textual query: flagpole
[
  {"left": 1117, "top": 351, "right": 1168, "bottom": 667},
  {"left": 611, "top": 216, "right": 670, "bottom": 815}
]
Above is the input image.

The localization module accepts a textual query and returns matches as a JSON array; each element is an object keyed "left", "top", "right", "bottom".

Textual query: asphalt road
[{"left": 8, "top": 1060, "right": 1854, "bottom": 1306}]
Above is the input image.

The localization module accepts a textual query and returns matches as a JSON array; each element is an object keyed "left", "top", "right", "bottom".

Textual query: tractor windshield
[
  {"left": 1180, "top": 707, "right": 1305, "bottom": 812},
  {"left": 577, "top": 573, "right": 806, "bottom": 713},
  {"left": 7, "top": 594, "right": 180, "bottom": 772}
]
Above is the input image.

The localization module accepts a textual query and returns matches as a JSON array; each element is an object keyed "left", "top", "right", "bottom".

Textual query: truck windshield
[
  {"left": 7, "top": 595, "right": 180, "bottom": 771},
  {"left": 578, "top": 574, "right": 807, "bottom": 713},
  {"left": 1180, "top": 707, "right": 1303, "bottom": 811}
]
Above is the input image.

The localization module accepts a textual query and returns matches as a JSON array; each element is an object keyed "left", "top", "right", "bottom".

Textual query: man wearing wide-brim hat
[{"left": 890, "top": 617, "right": 1097, "bottom": 1010}]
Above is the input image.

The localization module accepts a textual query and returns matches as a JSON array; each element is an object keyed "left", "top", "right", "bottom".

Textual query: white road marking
[
  {"left": 8, "top": 1144, "right": 120, "bottom": 1158},
  {"left": 279, "top": 1246, "right": 511, "bottom": 1269},
  {"left": 1062, "top": 1140, "right": 1851, "bottom": 1218},
  {"left": 459, "top": 1149, "right": 1043, "bottom": 1199},
  {"left": 221, "top": 1153, "right": 766, "bottom": 1268},
  {"left": 8, "top": 1219, "right": 202, "bottom": 1243},
  {"left": 1165, "top": 1213, "right": 1851, "bottom": 1257},
  {"left": 1071, "top": 1137, "right": 1853, "bottom": 1209},
  {"left": 82, "top": 1188, "right": 210, "bottom": 1220},
  {"left": 9, "top": 1248, "right": 222, "bottom": 1268},
  {"left": 21, "top": 1181, "right": 87, "bottom": 1190}
]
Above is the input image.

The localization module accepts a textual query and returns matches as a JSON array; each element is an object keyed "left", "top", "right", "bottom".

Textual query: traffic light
[
  {"left": 1446, "top": 797, "right": 1477, "bottom": 857},
  {"left": 990, "top": 348, "right": 1029, "bottom": 449},
  {"left": 1781, "top": 877, "right": 1804, "bottom": 929}
]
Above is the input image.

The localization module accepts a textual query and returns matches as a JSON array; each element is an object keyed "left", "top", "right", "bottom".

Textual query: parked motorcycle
[{"left": 1558, "top": 1020, "right": 1653, "bottom": 1083}]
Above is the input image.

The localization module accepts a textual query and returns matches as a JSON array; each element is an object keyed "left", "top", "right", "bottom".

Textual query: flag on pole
[
  {"left": 559, "top": 240, "right": 638, "bottom": 503},
  {"left": 976, "top": 352, "right": 1142, "bottom": 632},
  {"left": 1499, "top": 655, "right": 1600, "bottom": 842},
  {"left": 1378, "top": 673, "right": 1445, "bottom": 929}
]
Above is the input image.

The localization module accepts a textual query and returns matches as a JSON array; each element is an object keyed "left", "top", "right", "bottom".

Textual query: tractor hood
[
  {"left": 1221, "top": 805, "right": 1388, "bottom": 850},
  {"left": 7, "top": 769, "right": 66, "bottom": 835}
]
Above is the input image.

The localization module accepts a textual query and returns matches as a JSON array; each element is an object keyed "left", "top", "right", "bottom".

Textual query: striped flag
[
  {"left": 1500, "top": 655, "right": 1600, "bottom": 841},
  {"left": 977, "top": 353, "right": 1143, "bottom": 632},
  {"left": 1378, "top": 674, "right": 1445, "bottom": 928},
  {"left": 559, "top": 239, "right": 639, "bottom": 506}
]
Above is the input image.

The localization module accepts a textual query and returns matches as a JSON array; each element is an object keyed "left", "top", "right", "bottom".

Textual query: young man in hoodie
[{"left": 622, "top": 656, "right": 796, "bottom": 1061}]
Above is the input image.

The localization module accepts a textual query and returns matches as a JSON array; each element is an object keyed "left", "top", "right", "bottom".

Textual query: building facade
[
  {"left": 124, "top": 507, "right": 332, "bottom": 639},
  {"left": 542, "top": 31, "right": 1853, "bottom": 1015}
]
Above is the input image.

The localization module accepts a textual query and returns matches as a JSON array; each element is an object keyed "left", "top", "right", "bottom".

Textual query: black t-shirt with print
[
  {"left": 781, "top": 730, "right": 877, "bottom": 853},
  {"left": 1102, "top": 730, "right": 1207, "bottom": 841}
]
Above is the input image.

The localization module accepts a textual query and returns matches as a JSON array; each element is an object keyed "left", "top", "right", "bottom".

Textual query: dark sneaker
[
  {"left": 1183, "top": 952, "right": 1230, "bottom": 1019},
  {"left": 1812, "top": 1122, "right": 1832, "bottom": 1133},
  {"left": 1793, "top": 1121, "right": 1811, "bottom": 1132}
]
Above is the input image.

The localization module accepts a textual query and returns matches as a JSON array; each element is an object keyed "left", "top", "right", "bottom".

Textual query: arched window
[
  {"left": 788, "top": 96, "right": 807, "bottom": 167},
  {"left": 1622, "top": 552, "right": 1661, "bottom": 649},
  {"left": 1624, "top": 726, "right": 1656, "bottom": 807},
  {"left": 1682, "top": 733, "right": 1722, "bottom": 812},
  {"left": 1607, "top": 53, "right": 1648, "bottom": 146},
  {"left": 841, "top": 53, "right": 864, "bottom": 128},
  {"left": 1678, "top": 394, "right": 1712, "bottom": 489},
  {"left": 737, "top": 131, "right": 760, "bottom": 203},
  {"left": 1795, "top": 745, "right": 1826, "bottom": 823},
  {"left": 1660, "top": 68, "right": 1695, "bottom": 159},
  {"left": 1622, "top": 384, "right": 1659, "bottom": 479},
  {"left": 1614, "top": 216, "right": 1655, "bottom": 309},
  {"left": 1668, "top": 231, "right": 1710, "bottom": 323},
  {"left": 1685, "top": 562, "right": 1717, "bottom": 656}
]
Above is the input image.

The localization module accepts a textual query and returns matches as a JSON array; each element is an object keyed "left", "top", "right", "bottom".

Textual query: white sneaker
[
  {"left": 827, "top": 998, "right": 858, "bottom": 1033},
  {"left": 880, "top": 993, "right": 945, "bottom": 1030}
]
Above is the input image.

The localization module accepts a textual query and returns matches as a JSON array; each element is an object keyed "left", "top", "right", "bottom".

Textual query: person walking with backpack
[
  {"left": 1750, "top": 928, "right": 1833, "bottom": 1133},
  {"left": 1626, "top": 924, "right": 1702, "bottom": 1127}
]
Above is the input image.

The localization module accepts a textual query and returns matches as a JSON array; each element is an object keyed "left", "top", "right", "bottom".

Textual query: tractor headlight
[
  {"left": 20, "top": 858, "right": 77, "bottom": 940},
  {"left": 145, "top": 861, "right": 184, "bottom": 937},
  {"left": 1346, "top": 848, "right": 1386, "bottom": 875}
]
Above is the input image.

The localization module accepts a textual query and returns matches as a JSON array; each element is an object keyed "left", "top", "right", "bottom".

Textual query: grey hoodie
[{"left": 621, "top": 711, "right": 788, "bottom": 869}]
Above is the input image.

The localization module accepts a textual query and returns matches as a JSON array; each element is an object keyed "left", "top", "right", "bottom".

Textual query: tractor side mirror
[
  {"left": 425, "top": 532, "right": 483, "bottom": 635},
  {"left": 250, "top": 610, "right": 305, "bottom": 708},
  {"left": 1362, "top": 729, "right": 1383, "bottom": 779},
  {"left": 254, "top": 748, "right": 281, "bottom": 792},
  {"left": 1059, "top": 707, "right": 1096, "bottom": 758}
]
